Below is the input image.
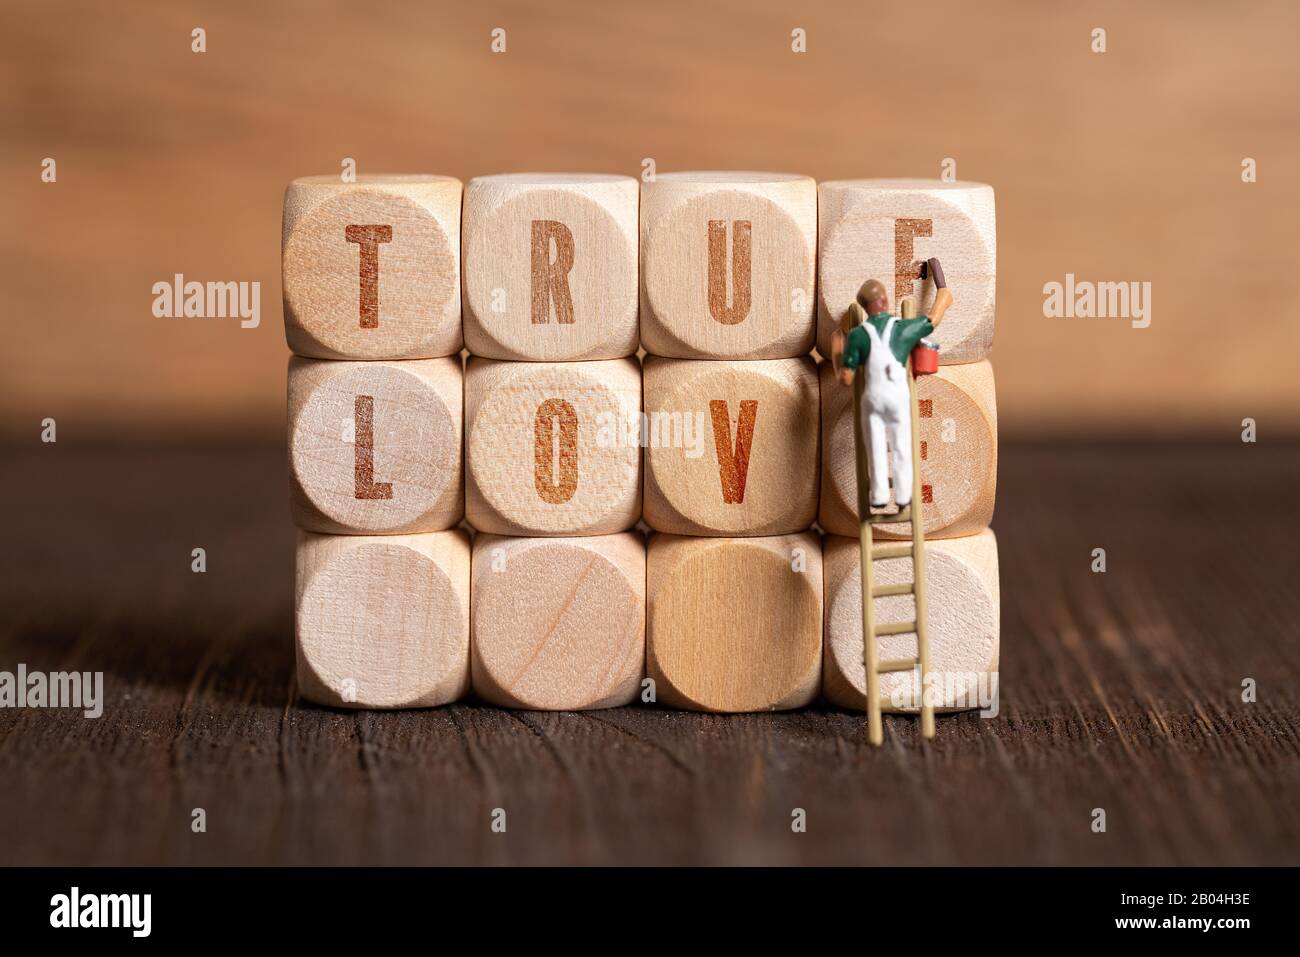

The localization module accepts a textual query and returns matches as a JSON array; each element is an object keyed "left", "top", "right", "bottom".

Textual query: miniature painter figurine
[{"left": 831, "top": 259, "right": 952, "bottom": 508}]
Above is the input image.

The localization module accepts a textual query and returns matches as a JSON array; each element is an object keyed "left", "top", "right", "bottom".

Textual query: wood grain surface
[
  {"left": 640, "top": 172, "right": 817, "bottom": 359},
  {"left": 643, "top": 356, "right": 820, "bottom": 536},
  {"left": 471, "top": 532, "right": 645, "bottom": 710},
  {"left": 820, "top": 359, "right": 997, "bottom": 539},
  {"left": 817, "top": 179, "right": 996, "bottom": 361},
  {"left": 288, "top": 356, "right": 464, "bottom": 534},
  {"left": 823, "top": 530, "right": 1000, "bottom": 712},
  {"left": 283, "top": 174, "right": 463, "bottom": 360},
  {"left": 296, "top": 529, "right": 471, "bottom": 709},
  {"left": 463, "top": 173, "right": 639, "bottom": 361},
  {"left": 646, "top": 532, "right": 823, "bottom": 713},
  {"left": 465, "top": 357, "right": 642, "bottom": 535},
  {"left": 0, "top": 441, "right": 1297, "bottom": 865}
]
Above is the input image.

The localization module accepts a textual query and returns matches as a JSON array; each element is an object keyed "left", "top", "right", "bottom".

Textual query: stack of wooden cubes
[
  {"left": 815, "top": 181, "right": 999, "bottom": 715},
  {"left": 282, "top": 173, "right": 997, "bottom": 716}
]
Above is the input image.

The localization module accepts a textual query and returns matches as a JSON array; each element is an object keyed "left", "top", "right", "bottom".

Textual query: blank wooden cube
[
  {"left": 817, "top": 179, "right": 995, "bottom": 362},
  {"left": 647, "top": 533, "right": 822, "bottom": 712},
  {"left": 296, "top": 530, "right": 470, "bottom": 709},
  {"left": 463, "top": 173, "right": 639, "bottom": 361},
  {"left": 288, "top": 356, "right": 463, "bottom": 534},
  {"left": 471, "top": 533, "right": 645, "bottom": 710},
  {"left": 283, "top": 174, "right": 462, "bottom": 360},
  {"left": 643, "top": 356, "right": 819, "bottom": 536},
  {"left": 822, "top": 530, "right": 999, "bottom": 712},
  {"left": 640, "top": 171, "right": 816, "bottom": 359},
  {"left": 819, "top": 359, "right": 996, "bottom": 540},
  {"left": 465, "top": 357, "right": 641, "bottom": 535}
]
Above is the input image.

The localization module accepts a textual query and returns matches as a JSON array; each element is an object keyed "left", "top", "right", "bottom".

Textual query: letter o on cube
[{"left": 465, "top": 357, "right": 642, "bottom": 535}]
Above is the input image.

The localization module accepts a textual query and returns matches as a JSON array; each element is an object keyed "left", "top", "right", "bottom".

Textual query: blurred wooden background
[{"left": 3, "top": 0, "right": 1298, "bottom": 440}]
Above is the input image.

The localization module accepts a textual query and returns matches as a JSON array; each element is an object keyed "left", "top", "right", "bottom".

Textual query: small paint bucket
[{"left": 912, "top": 338, "right": 939, "bottom": 375}]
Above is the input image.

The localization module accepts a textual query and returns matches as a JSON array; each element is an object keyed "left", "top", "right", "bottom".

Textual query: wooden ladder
[{"left": 850, "top": 351, "right": 935, "bottom": 747}]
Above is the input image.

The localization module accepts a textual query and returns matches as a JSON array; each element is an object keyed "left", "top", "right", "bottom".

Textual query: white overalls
[{"left": 859, "top": 318, "right": 915, "bottom": 509}]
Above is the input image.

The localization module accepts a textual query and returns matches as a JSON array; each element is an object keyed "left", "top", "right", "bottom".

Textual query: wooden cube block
[
  {"left": 463, "top": 173, "right": 639, "bottom": 360},
  {"left": 822, "top": 530, "right": 999, "bottom": 712},
  {"left": 283, "top": 174, "right": 462, "bottom": 360},
  {"left": 818, "top": 359, "right": 996, "bottom": 540},
  {"left": 288, "top": 356, "right": 463, "bottom": 534},
  {"left": 640, "top": 171, "right": 816, "bottom": 359},
  {"left": 296, "top": 529, "right": 470, "bottom": 709},
  {"left": 465, "top": 357, "right": 641, "bottom": 535},
  {"left": 643, "top": 356, "right": 819, "bottom": 536},
  {"left": 470, "top": 533, "right": 645, "bottom": 710},
  {"left": 646, "top": 533, "right": 822, "bottom": 712},
  {"left": 817, "top": 179, "right": 995, "bottom": 362}
]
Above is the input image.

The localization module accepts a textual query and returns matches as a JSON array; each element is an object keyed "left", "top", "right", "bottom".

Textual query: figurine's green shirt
[{"left": 841, "top": 308, "right": 934, "bottom": 368}]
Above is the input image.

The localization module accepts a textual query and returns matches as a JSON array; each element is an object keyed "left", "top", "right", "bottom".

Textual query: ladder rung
[
  {"left": 866, "top": 507, "right": 911, "bottom": 525},
  {"left": 875, "top": 620, "right": 917, "bottom": 636},
  {"left": 878, "top": 657, "right": 919, "bottom": 674},
  {"left": 871, "top": 582, "right": 914, "bottom": 598},
  {"left": 871, "top": 542, "right": 913, "bottom": 560}
]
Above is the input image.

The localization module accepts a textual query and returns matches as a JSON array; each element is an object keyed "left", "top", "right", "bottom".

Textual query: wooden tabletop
[{"left": 0, "top": 441, "right": 1296, "bottom": 866}]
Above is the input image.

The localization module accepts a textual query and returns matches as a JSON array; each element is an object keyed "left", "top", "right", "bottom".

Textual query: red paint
[{"left": 911, "top": 342, "right": 939, "bottom": 375}]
